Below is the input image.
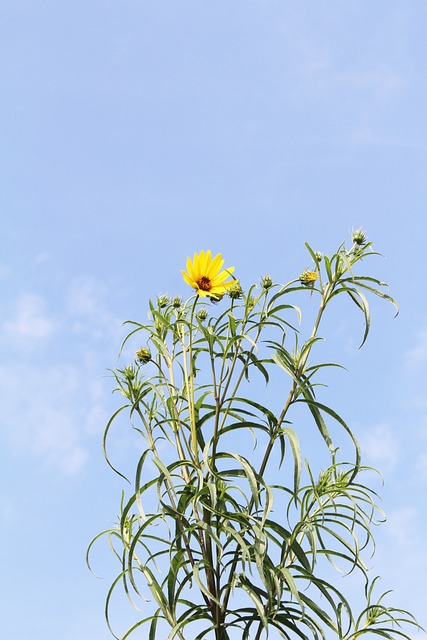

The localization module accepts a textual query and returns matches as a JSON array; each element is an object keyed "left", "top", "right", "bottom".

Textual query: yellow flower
[
  {"left": 299, "top": 270, "right": 319, "bottom": 285},
  {"left": 182, "top": 250, "right": 237, "bottom": 299}
]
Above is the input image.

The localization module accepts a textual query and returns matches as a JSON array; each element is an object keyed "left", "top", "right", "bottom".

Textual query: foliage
[{"left": 88, "top": 233, "right": 420, "bottom": 640}]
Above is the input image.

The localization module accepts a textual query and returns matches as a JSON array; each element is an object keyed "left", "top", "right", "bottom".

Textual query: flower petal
[
  {"left": 211, "top": 267, "right": 235, "bottom": 285},
  {"left": 206, "top": 253, "right": 224, "bottom": 278},
  {"left": 181, "top": 270, "right": 196, "bottom": 288},
  {"left": 182, "top": 250, "right": 235, "bottom": 298}
]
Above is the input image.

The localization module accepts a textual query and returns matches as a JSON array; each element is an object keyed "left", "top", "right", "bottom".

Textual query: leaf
[
  {"left": 295, "top": 395, "right": 361, "bottom": 475},
  {"left": 214, "top": 452, "right": 260, "bottom": 506},
  {"left": 193, "top": 561, "right": 221, "bottom": 606},
  {"left": 239, "top": 576, "right": 269, "bottom": 630},
  {"left": 277, "top": 426, "right": 302, "bottom": 498},
  {"left": 102, "top": 404, "right": 132, "bottom": 483}
]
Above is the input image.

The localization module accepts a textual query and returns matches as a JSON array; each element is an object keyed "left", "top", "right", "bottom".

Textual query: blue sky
[{"left": 1, "top": 2, "right": 427, "bottom": 638}]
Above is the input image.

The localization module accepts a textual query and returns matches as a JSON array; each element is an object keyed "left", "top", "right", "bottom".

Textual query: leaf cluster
[{"left": 88, "top": 235, "right": 419, "bottom": 640}]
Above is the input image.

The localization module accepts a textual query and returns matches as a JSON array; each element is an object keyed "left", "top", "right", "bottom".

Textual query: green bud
[
  {"left": 314, "top": 251, "right": 323, "bottom": 263},
  {"left": 157, "top": 294, "right": 170, "bottom": 308},
  {"left": 261, "top": 275, "right": 273, "bottom": 290},
  {"left": 172, "top": 295, "right": 182, "bottom": 308},
  {"left": 196, "top": 308, "right": 208, "bottom": 321},
  {"left": 352, "top": 228, "right": 367, "bottom": 246},
  {"left": 123, "top": 365, "right": 136, "bottom": 381}
]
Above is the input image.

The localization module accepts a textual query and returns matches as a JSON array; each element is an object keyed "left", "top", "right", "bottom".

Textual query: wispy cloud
[
  {"left": 373, "top": 506, "right": 427, "bottom": 622},
  {"left": 405, "top": 329, "right": 427, "bottom": 371},
  {"left": 66, "top": 276, "right": 123, "bottom": 341},
  {"left": 0, "top": 362, "right": 111, "bottom": 476},
  {"left": 0, "top": 364, "right": 85, "bottom": 475},
  {"left": 3, "top": 293, "right": 56, "bottom": 344},
  {"left": 385, "top": 507, "right": 418, "bottom": 548},
  {"left": 359, "top": 422, "right": 399, "bottom": 473},
  {"left": 0, "top": 276, "right": 122, "bottom": 476},
  {"left": 32, "top": 252, "right": 52, "bottom": 267},
  {"left": 277, "top": 8, "right": 411, "bottom": 149}
]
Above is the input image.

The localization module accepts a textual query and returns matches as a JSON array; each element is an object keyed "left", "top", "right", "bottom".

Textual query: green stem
[
  {"left": 213, "top": 291, "right": 269, "bottom": 460},
  {"left": 221, "top": 283, "right": 333, "bottom": 617},
  {"left": 181, "top": 297, "right": 200, "bottom": 464}
]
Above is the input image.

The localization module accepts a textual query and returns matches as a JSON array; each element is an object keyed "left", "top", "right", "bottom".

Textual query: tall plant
[{"left": 88, "top": 232, "right": 420, "bottom": 640}]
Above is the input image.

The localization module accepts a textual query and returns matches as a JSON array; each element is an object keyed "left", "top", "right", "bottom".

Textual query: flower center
[{"left": 197, "top": 276, "right": 212, "bottom": 291}]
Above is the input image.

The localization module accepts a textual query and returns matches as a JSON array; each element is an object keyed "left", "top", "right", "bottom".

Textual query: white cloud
[
  {"left": 405, "top": 329, "right": 427, "bottom": 371},
  {"left": 0, "top": 278, "right": 123, "bottom": 476},
  {"left": 67, "top": 277, "right": 105, "bottom": 317},
  {"left": 385, "top": 507, "right": 418, "bottom": 548},
  {"left": 373, "top": 506, "right": 427, "bottom": 621},
  {"left": 3, "top": 293, "right": 55, "bottom": 343},
  {"left": 0, "top": 363, "right": 100, "bottom": 476},
  {"left": 66, "top": 276, "right": 123, "bottom": 341},
  {"left": 32, "top": 252, "right": 52, "bottom": 267},
  {"left": 30, "top": 404, "right": 89, "bottom": 475},
  {"left": 359, "top": 422, "right": 399, "bottom": 473}
]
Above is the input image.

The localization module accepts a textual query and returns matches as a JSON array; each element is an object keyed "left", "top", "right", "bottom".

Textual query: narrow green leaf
[{"left": 239, "top": 577, "right": 268, "bottom": 630}]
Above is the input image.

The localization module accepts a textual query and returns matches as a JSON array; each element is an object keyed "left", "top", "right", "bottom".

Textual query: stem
[
  {"left": 213, "top": 291, "right": 269, "bottom": 460},
  {"left": 221, "top": 283, "right": 333, "bottom": 617},
  {"left": 181, "top": 297, "right": 200, "bottom": 465},
  {"left": 259, "top": 282, "right": 332, "bottom": 477}
]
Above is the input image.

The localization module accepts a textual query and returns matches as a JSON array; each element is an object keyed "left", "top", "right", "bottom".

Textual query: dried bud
[
  {"left": 299, "top": 270, "right": 319, "bottom": 286},
  {"left": 135, "top": 347, "right": 151, "bottom": 365},
  {"left": 261, "top": 275, "right": 273, "bottom": 290}
]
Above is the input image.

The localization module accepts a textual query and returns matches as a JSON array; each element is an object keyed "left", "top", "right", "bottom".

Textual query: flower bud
[
  {"left": 123, "top": 365, "right": 136, "bottom": 381},
  {"left": 172, "top": 295, "right": 182, "bottom": 308},
  {"left": 135, "top": 347, "right": 151, "bottom": 365},
  {"left": 314, "top": 251, "right": 323, "bottom": 263},
  {"left": 352, "top": 228, "right": 367, "bottom": 246},
  {"left": 261, "top": 275, "right": 273, "bottom": 290},
  {"left": 299, "top": 270, "right": 319, "bottom": 286},
  {"left": 157, "top": 294, "right": 170, "bottom": 308},
  {"left": 196, "top": 308, "right": 208, "bottom": 321},
  {"left": 228, "top": 282, "right": 243, "bottom": 300}
]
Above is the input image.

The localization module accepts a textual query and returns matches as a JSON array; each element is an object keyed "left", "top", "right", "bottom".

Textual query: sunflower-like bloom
[{"left": 182, "top": 250, "right": 237, "bottom": 299}]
